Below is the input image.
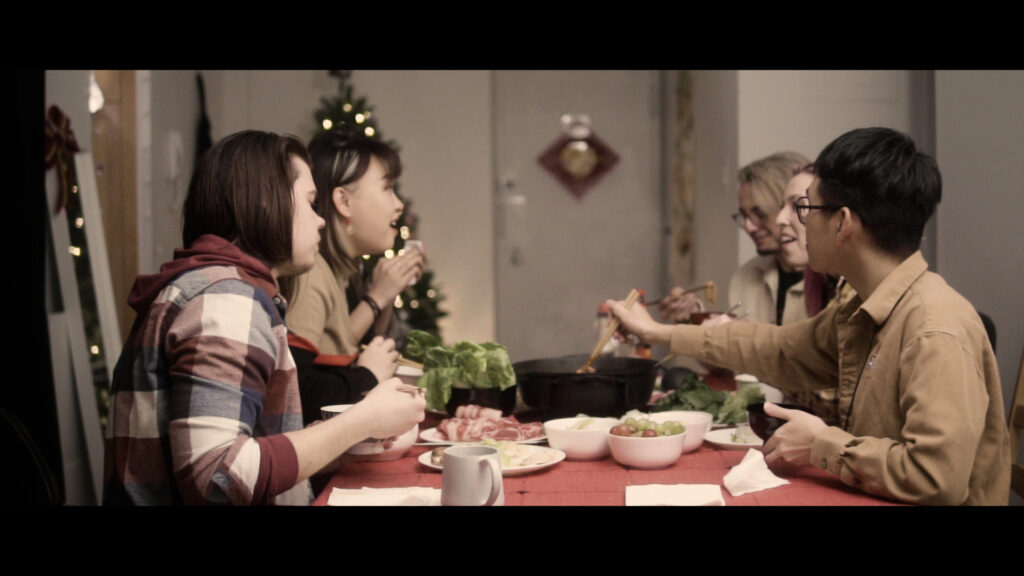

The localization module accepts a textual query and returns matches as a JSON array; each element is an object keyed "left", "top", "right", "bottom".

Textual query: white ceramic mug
[{"left": 441, "top": 445, "right": 504, "bottom": 506}]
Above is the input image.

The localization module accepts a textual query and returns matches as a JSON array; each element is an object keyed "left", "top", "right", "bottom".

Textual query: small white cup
[
  {"left": 441, "top": 445, "right": 505, "bottom": 506},
  {"left": 404, "top": 240, "right": 424, "bottom": 286}
]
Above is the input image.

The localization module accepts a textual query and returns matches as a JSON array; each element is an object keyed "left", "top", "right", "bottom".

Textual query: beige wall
[
  {"left": 690, "top": 70, "right": 740, "bottom": 304},
  {"left": 43, "top": 69, "right": 1024, "bottom": 505},
  {"left": 348, "top": 71, "right": 495, "bottom": 345},
  {"left": 733, "top": 70, "right": 930, "bottom": 267},
  {"left": 935, "top": 70, "right": 1024, "bottom": 423},
  {"left": 688, "top": 70, "right": 929, "bottom": 297}
]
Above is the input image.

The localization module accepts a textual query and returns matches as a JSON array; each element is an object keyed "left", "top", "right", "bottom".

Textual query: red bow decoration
[{"left": 44, "top": 105, "right": 81, "bottom": 214}]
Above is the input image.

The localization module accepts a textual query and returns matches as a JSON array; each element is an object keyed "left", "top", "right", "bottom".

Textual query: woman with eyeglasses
[
  {"left": 769, "top": 163, "right": 846, "bottom": 424},
  {"left": 281, "top": 125, "right": 426, "bottom": 427},
  {"left": 659, "top": 152, "right": 811, "bottom": 327}
]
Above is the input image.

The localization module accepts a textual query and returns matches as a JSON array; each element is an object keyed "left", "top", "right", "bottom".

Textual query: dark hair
[
  {"left": 307, "top": 125, "right": 402, "bottom": 276},
  {"left": 182, "top": 130, "right": 311, "bottom": 267},
  {"left": 813, "top": 127, "right": 941, "bottom": 258}
]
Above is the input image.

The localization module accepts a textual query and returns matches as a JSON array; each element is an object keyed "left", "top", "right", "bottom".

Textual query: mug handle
[{"left": 480, "top": 458, "right": 502, "bottom": 506}]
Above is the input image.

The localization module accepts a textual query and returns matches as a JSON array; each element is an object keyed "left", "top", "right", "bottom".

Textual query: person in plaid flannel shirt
[{"left": 103, "top": 130, "right": 425, "bottom": 505}]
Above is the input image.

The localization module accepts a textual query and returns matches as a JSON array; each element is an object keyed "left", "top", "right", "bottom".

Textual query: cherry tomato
[{"left": 610, "top": 425, "right": 634, "bottom": 437}]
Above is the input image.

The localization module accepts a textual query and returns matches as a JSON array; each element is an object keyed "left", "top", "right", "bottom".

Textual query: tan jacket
[
  {"left": 728, "top": 255, "right": 808, "bottom": 325},
  {"left": 286, "top": 253, "right": 360, "bottom": 356},
  {"left": 672, "top": 252, "right": 1010, "bottom": 505}
]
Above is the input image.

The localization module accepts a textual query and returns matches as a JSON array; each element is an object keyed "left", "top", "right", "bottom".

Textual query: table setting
[
  {"left": 313, "top": 288, "right": 904, "bottom": 507},
  {"left": 312, "top": 364, "right": 904, "bottom": 507}
]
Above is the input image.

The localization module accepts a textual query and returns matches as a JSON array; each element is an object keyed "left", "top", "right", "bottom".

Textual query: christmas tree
[{"left": 314, "top": 71, "right": 448, "bottom": 341}]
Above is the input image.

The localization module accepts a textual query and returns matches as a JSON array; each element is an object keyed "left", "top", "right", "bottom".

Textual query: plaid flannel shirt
[{"left": 104, "top": 264, "right": 311, "bottom": 505}]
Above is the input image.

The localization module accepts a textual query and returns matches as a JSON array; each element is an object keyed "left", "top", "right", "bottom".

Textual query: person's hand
[
  {"left": 356, "top": 336, "right": 399, "bottom": 382},
  {"left": 605, "top": 298, "right": 671, "bottom": 346},
  {"left": 658, "top": 287, "right": 703, "bottom": 323},
  {"left": 761, "top": 402, "right": 828, "bottom": 467},
  {"left": 349, "top": 377, "right": 427, "bottom": 440},
  {"left": 368, "top": 249, "right": 426, "bottom": 304}
]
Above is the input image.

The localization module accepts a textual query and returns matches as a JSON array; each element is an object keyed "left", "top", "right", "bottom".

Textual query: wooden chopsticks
[
  {"left": 361, "top": 383, "right": 425, "bottom": 397},
  {"left": 647, "top": 281, "right": 717, "bottom": 307},
  {"left": 577, "top": 288, "right": 641, "bottom": 374},
  {"left": 359, "top": 344, "right": 425, "bottom": 370}
]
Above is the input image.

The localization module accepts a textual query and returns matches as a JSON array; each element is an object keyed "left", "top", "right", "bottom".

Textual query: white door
[{"left": 494, "top": 70, "right": 665, "bottom": 362}]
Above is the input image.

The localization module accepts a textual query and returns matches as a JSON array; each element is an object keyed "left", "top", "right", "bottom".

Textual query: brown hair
[
  {"left": 182, "top": 130, "right": 311, "bottom": 268},
  {"left": 738, "top": 151, "right": 811, "bottom": 214},
  {"left": 307, "top": 125, "right": 402, "bottom": 277}
]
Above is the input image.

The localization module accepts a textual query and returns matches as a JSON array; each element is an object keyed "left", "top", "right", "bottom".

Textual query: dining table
[{"left": 313, "top": 368, "right": 905, "bottom": 506}]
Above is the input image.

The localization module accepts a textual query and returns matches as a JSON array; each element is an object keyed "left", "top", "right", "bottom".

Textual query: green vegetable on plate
[{"left": 652, "top": 372, "right": 765, "bottom": 425}]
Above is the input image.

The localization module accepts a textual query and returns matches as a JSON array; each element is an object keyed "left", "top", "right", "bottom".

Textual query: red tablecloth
[
  {"left": 315, "top": 373, "right": 905, "bottom": 506},
  {"left": 313, "top": 443, "right": 904, "bottom": 506}
]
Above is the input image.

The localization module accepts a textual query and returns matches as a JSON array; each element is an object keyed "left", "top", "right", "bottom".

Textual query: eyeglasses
[
  {"left": 794, "top": 196, "right": 842, "bottom": 225},
  {"left": 731, "top": 206, "right": 771, "bottom": 228}
]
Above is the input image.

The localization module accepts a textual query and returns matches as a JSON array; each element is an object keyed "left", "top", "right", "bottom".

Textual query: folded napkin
[
  {"left": 625, "top": 484, "right": 725, "bottom": 506},
  {"left": 722, "top": 448, "right": 789, "bottom": 497},
  {"left": 328, "top": 486, "right": 441, "bottom": 506}
]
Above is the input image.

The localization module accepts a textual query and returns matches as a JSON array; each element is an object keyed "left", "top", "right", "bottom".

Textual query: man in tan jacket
[{"left": 609, "top": 127, "right": 1010, "bottom": 505}]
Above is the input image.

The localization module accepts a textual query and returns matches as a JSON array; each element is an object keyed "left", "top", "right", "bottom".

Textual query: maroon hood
[{"left": 127, "top": 234, "right": 278, "bottom": 313}]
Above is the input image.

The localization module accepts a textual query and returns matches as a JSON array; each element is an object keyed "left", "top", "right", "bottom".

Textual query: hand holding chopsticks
[{"left": 578, "top": 289, "right": 641, "bottom": 374}]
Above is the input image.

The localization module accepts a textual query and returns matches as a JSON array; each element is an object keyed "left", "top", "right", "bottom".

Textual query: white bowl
[
  {"left": 543, "top": 417, "right": 619, "bottom": 460},
  {"left": 395, "top": 365, "right": 423, "bottom": 387},
  {"left": 319, "top": 404, "right": 418, "bottom": 461},
  {"left": 647, "top": 411, "right": 712, "bottom": 453},
  {"left": 606, "top": 428, "right": 687, "bottom": 469}
]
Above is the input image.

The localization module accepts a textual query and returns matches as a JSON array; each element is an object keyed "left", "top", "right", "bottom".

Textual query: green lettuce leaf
[
  {"left": 404, "top": 330, "right": 442, "bottom": 362},
  {"left": 405, "top": 335, "right": 517, "bottom": 409},
  {"left": 419, "top": 367, "right": 458, "bottom": 412},
  {"left": 714, "top": 385, "right": 766, "bottom": 425}
]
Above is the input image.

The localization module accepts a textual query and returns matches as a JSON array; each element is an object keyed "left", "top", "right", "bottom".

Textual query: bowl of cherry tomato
[{"left": 606, "top": 417, "right": 687, "bottom": 469}]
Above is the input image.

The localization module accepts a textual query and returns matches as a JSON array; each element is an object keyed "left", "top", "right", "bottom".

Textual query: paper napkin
[
  {"left": 328, "top": 486, "right": 441, "bottom": 506},
  {"left": 625, "top": 484, "right": 725, "bottom": 506},
  {"left": 722, "top": 448, "right": 790, "bottom": 496}
]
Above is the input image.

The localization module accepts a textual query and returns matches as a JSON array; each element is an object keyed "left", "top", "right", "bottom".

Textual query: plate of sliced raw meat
[{"left": 419, "top": 404, "right": 546, "bottom": 444}]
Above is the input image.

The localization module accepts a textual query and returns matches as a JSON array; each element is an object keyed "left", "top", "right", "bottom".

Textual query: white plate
[
  {"left": 418, "top": 445, "right": 565, "bottom": 477},
  {"left": 704, "top": 428, "right": 764, "bottom": 450},
  {"left": 417, "top": 427, "right": 546, "bottom": 445}
]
